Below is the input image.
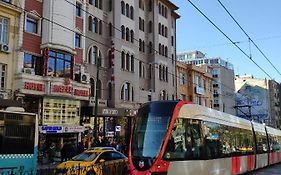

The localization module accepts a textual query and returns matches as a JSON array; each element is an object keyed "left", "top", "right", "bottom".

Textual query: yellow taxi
[{"left": 55, "top": 147, "right": 128, "bottom": 175}]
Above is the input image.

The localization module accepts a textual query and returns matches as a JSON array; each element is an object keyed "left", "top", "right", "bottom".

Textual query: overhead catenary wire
[
  {"left": 216, "top": 0, "right": 281, "bottom": 77},
  {"left": 186, "top": 0, "right": 273, "bottom": 80}
]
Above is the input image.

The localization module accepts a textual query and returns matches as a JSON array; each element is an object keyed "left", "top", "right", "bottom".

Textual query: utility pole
[{"left": 93, "top": 57, "right": 100, "bottom": 139}]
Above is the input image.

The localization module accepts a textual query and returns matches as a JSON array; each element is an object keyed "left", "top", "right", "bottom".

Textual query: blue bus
[{"left": 0, "top": 109, "right": 38, "bottom": 174}]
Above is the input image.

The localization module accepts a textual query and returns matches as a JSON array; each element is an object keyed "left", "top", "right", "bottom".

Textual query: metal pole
[{"left": 93, "top": 57, "right": 100, "bottom": 139}]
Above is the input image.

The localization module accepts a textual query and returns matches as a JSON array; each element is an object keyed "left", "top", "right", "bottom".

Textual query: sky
[{"left": 172, "top": 0, "right": 281, "bottom": 82}]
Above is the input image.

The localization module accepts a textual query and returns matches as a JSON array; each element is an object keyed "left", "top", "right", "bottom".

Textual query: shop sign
[
  {"left": 115, "top": 126, "right": 121, "bottom": 132},
  {"left": 40, "top": 126, "right": 63, "bottom": 133},
  {"left": 64, "top": 126, "right": 85, "bottom": 133},
  {"left": 24, "top": 82, "right": 45, "bottom": 92},
  {"left": 97, "top": 107, "right": 125, "bottom": 116},
  {"left": 51, "top": 84, "right": 89, "bottom": 98}
]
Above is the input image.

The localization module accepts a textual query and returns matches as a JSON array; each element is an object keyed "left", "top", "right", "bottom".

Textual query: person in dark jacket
[{"left": 77, "top": 142, "right": 85, "bottom": 154}]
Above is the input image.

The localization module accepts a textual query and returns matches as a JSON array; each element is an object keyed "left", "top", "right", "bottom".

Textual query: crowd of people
[{"left": 46, "top": 135, "right": 128, "bottom": 164}]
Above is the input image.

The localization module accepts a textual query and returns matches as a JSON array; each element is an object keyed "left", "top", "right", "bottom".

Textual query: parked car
[{"left": 55, "top": 147, "right": 128, "bottom": 175}]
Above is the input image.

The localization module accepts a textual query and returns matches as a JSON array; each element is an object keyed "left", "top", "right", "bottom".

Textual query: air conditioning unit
[
  {"left": 0, "top": 44, "right": 9, "bottom": 53},
  {"left": 0, "top": 92, "right": 8, "bottom": 99},
  {"left": 80, "top": 73, "right": 90, "bottom": 84},
  {"left": 23, "top": 68, "right": 35, "bottom": 75}
]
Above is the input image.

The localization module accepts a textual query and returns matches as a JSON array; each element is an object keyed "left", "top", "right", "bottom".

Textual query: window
[
  {"left": 126, "top": 53, "right": 130, "bottom": 71},
  {"left": 149, "top": 21, "right": 153, "bottom": 33},
  {"left": 109, "top": 0, "right": 112, "bottom": 11},
  {"left": 148, "top": 0, "right": 152, "bottom": 11},
  {"left": 93, "top": 18, "right": 98, "bottom": 33},
  {"left": 179, "top": 73, "right": 185, "bottom": 85},
  {"left": 88, "top": 46, "right": 102, "bottom": 66},
  {"left": 99, "top": 0, "right": 102, "bottom": 9},
  {"left": 109, "top": 23, "right": 112, "bottom": 36},
  {"left": 121, "top": 82, "right": 133, "bottom": 101},
  {"left": 160, "top": 90, "right": 167, "bottom": 100},
  {"left": 130, "top": 55, "right": 134, "bottom": 72},
  {"left": 75, "top": 33, "right": 81, "bottom": 48},
  {"left": 0, "top": 17, "right": 8, "bottom": 44},
  {"left": 1, "top": 0, "right": 11, "bottom": 3},
  {"left": 121, "top": 51, "right": 125, "bottom": 69},
  {"left": 121, "top": 25, "right": 125, "bottom": 39},
  {"left": 164, "top": 46, "right": 168, "bottom": 57},
  {"left": 165, "top": 27, "right": 167, "bottom": 37},
  {"left": 26, "top": 17, "right": 38, "bottom": 34},
  {"left": 76, "top": 3, "right": 81, "bottom": 17},
  {"left": 121, "top": 1, "right": 125, "bottom": 15},
  {"left": 99, "top": 21, "right": 102, "bottom": 35},
  {"left": 130, "top": 6, "right": 134, "bottom": 19},
  {"left": 0, "top": 64, "right": 6, "bottom": 90},
  {"left": 88, "top": 16, "right": 93, "bottom": 31},
  {"left": 149, "top": 42, "right": 153, "bottom": 53},
  {"left": 171, "top": 36, "right": 174, "bottom": 46},
  {"left": 126, "top": 4, "right": 130, "bottom": 17},
  {"left": 158, "top": 23, "right": 161, "bottom": 34},
  {"left": 130, "top": 30, "right": 134, "bottom": 43},
  {"left": 126, "top": 28, "right": 129, "bottom": 41},
  {"left": 47, "top": 50, "right": 73, "bottom": 78},
  {"left": 24, "top": 53, "right": 43, "bottom": 75},
  {"left": 139, "top": 61, "right": 142, "bottom": 77}
]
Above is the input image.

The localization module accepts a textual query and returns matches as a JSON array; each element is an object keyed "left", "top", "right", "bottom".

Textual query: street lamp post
[{"left": 93, "top": 57, "right": 100, "bottom": 139}]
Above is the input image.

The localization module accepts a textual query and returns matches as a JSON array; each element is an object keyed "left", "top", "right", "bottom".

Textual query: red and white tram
[{"left": 128, "top": 101, "right": 281, "bottom": 175}]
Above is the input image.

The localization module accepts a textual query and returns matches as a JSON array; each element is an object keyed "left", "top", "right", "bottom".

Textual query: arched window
[
  {"left": 93, "top": 17, "right": 98, "bottom": 33},
  {"left": 159, "top": 65, "right": 162, "bottom": 80},
  {"left": 139, "top": 39, "right": 142, "bottom": 51},
  {"left": 121, "top": 1, "right": 125, "bottom": 15},
  {"left": 126, "top": 27, "right": 130, "bottom": 41},
  {"left": 109, "top": 23, "right": 112, "bottom": 36},
  {"left": 162, "top": 65, "right": 165, "bottom": 80},
  {"left": 164, "top": 7, "right": 167, "bottom": 18},
  {"left": 121, "top": 51, "right": 125, "bottom": 69},
  {"left": 131, "top": 55, "right": 134, "bottom": 72},
  {"left": 88, "top": 16, "right": 93, "bottom": 31},
  {"left": 149, "top": 42, "right": 153, "bottom": 53},
  {"left": 165, "top": 46, "right": 168, "bottom": 57},
  {"left": 158, "top": 3, "right": 161, "bottom": 14},
  {"left": 90, "top": 78, "right": 95, "bottom": 97},
  {"left": 158, "top": 44, "right": 161, "bottom": 54},
  {"left": 130, "top": 30, "right": 134, "bottom": 43},
  {"left": 99, "top": 0, "right": 102, "bottom": 9},
  {"left": 126, "top": 4, "right": 130, "bottom": 17},
  {"left": 160, "top": 90, "right": 166, "bottom": 100},
  {"left": 142, "top": 41, "right": 145, "bottom": 53},
  {"left": 97, "top": 79, "right": 102, "bottom": 98},
  {"left": 99, "top": 20, "right": 102, "bottom": 35},
  {"left": 121, "top": 25, "right": 125, "bottom": 39},
  {"left": 126, "top": 53, "right": 130, "bottom": 71},
  {"left": 132, "top": 87, "right": 134, "bottom": 101},
  {"left": 161, "top": 5, "right": 164, "bottom": 16},
  {"left": 149, "top": 21, "right": 153, "bottom": 33},
  {"left": 121, "top": 82, "right": 132, "bottom": 101},
  {"left": 165, "top": 67, "right": 168, "bottom": 81},
  {"left": 149, "top": 64, "right": 152, "bottom": 79},
  {"left": 148, "top": 0, "right": 152, "bottom": 11},
  {"left": 94, "top": 0, "right": 98, "bottom": 7},
  {"left": 161, "top": 25, "right": 164, "bottom": 36},
  {"left": 158, "top": 23, "right": 161, "bottom": 34},
  {"left": 130, "top": 6, "right": 134, "bottom": 19},
  {"left": 142, "top": 19, "right": 145, "bottom": 32},
  {"left": 108, "top": 82, "right": 112, "bottom": 100},
  {"left": 161, "top": 45, "right": 164, "bottom": 56},
  {"left": 88, "top": 46, "right": 102, "bottom": 65},
  {"left": 165, "top": 27, "right": 167, "bottom": 37}
]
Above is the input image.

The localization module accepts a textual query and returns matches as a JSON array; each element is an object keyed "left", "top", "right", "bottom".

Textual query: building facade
[
  {"left": 235, "top": 75, "right": 272, "bottom": 126},
  {"left": 268, "top": 80, "right": 280, "bottom": 128},
  {"left": 1, "top": 0, "right": 179, "bottom": 162},
  {"left": 0, "top": 0, "right": 22, "bottom": 108},
  {"left": 177, "top": 50, "right": 236, "bottom": 115},
  {"left": 176, "top": 62, "right": 213, "bottom": 108}
]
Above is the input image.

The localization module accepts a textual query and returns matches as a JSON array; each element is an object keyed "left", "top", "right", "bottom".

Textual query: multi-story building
[
  {"left": 235, "top": 75, "right": 273, "bottom": 126},
  {"left": 177, "top": 50, "right": 236, "bottom": 115},
  {"left": 0, "top": 0, "right": 22, "bottom": 108},
  {"left": 177, "top": 62, "right": 213, "bottom": 108},
  {"left": 82, "top": 0, "right": 180, "bottom": 140},
  {"left": 5, "top": 0, "right": 179, "bottom": 159},
  {"left": 268, "top": 80, "right": 280, "bottom": 128}
]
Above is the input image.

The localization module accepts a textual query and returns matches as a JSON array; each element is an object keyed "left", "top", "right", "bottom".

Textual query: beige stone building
[{"left": 177, "top": 62, "right": 214, "bottom": 108}]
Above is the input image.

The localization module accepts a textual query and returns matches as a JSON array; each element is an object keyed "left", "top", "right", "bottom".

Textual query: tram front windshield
[{"left": 132, "top": 102, "right": 177, "bottom": 161}]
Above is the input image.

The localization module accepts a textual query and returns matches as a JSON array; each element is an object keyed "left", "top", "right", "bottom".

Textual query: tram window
[
  {"left": 268, "top": 134, "right": 280, "bottom": 152},
  {"left": 164, "top": 119, "right": 203, "bottom": 160},
  {"left": 255, "top": 131, "right": 268, "bottom": 154}
]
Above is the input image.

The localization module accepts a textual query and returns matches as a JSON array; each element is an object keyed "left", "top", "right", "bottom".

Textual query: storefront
[{"left": 81, "top": 107, "right": 136, "bottom": 147}]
